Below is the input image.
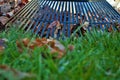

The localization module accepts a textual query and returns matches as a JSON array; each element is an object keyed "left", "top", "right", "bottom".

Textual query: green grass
[{"left": 0, "top": 26, "right": 120, "bottom": 80}]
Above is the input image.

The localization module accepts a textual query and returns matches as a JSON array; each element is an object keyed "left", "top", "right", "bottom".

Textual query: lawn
[{"left": 0, "top": 26, "right": 120, "bottom": 80}]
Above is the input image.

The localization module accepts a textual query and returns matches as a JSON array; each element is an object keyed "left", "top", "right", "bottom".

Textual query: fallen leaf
[
  {"left": 55, "top": 21, "right": 62, "bottom": 34},
  {"left": 48, "top": 40, "right": 65, "bottom": 58},
  {"left": 51, "top": 49, "right": 64, "bottom": 59},
  {"left": 22, "top": 0, "right": 29, "bottom": 4},
  {"left": 36, "top": 38, "right": 47, "bottom": 44},
  {"left": 48, "top": 21, "right": 62, "bottom": 37},
  {"left": 0, "top": 46, "right": 5, "bottom": 52},
  {"left": 54, "top": 40, "right": 65, "bottom": 52},
  {"left": 16, "top": 40, "right": 22, "bottom": 48},
  {"left": 29, "top": 43, "right": 35, "bottom": 49},
  {"left": 16, "top": 38, "right": 66, "bottom": 59},
  {"left": 56, "top": 21, "right": 61, "bottom": 28},
  {"left": 108, "top": 26, "right": 113, "bottom": 32},
  {"left": 16, "top": 40, "right": 23, "bottom": 53},
  {"left": 68, "top": 45, "right": 75, "bottom": 51},
  {"left": 48, "top": 40, "right": 55, "bottom": 48},
  {"left": 48, "top": 21, "right": 58, "bottom": 29},
  {"left": 22, "top": 38, "right": 30, "bottom": 47},
  {"left": 71, "top": 21, "right": 90, "bottom": 37},
  {"left": 35, "top": 38, "right": 42, "bottom": 43},
  {"left": 115, "top": 22, "right": 120, "bottom": 32}
]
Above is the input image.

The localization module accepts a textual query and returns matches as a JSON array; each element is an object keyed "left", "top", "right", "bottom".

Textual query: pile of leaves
[
  {"left": 16, "top": 38, "right": 66, "bottom": 58},
  {"left": 34, "top": 18, "right": 120, "bottom": 38}
]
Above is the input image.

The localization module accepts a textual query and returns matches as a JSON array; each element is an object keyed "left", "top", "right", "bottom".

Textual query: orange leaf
[
  {"left": 29, "top": 43, "right": 36, "bottom": 49},
  {"left": 51, "top": 49, "right": 64, "bottom": 59},
  {"left": 48, "top": 41, "right": 55, "bottom": 48},
  {"left": 16, "top": 41, "right": 21, "bottom": 48},
  {"left": 16, "top": 41, "right": 23, "bottom": 53},
  {"left": 41, "top": 38, "right": 48, "bottom": 44},
  {"left": 0, "top": 46, "right": 5, "bottom": 52},
  {"left": 35, "top": 38, "right": 42, "bottom": 43},
  {"left": 108, "top": 26, "right": 113, "bottom": 32},
  {"left": 48, "top": 21, "right": 58, "bottom": 29},
  {"left": 22, "top": 38, "right": 30, "bottom": 47}
]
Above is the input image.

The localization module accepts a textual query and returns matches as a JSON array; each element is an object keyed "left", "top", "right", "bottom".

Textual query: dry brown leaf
[
  {"left": 54, "top": 40, "right": 65, "bottom": 52},
  {"left": 55, "top": 21, "right": 62, "bottom": 35},
  {"left": 33, "top": 38, "right": 42, "bottom": 46},
  {"left": 22, "top": 38, "right": 30, "bottom": 47},
  {"left": 35, "top": 38, "right": 42, "bottom": 43},
  {"left": 37, "top": 43, "right": 44, "bottom": 47},
  {"left": 0, "top": 46, "right": 5, "bottom": 52},
  {"left": 108, "top": 26, "right": 113, "bottom": 32},
  {"left": 16, "top": 40, "right": 23, "bottom": 53},
  {"left": 37, "top": 38, "right": 47, "bottom": 44},
  {"left": 0, "top": 65, "right": 8, "bottom": 69},
  {"left": 16, "top": 40, "right": 22, "bottom": 48},
  {"left": 68, "top": 45, "right": 74, "bottom": 51},
  {"left": 56, "top": 21, "right": 61, "bottom": 28},
  {"left": 51, "top": 49, "right": 64, "bottom": 59},
  {"left": 32, "top": 38, "right": 46, "bottom": 47},
  {"left": 22, "top": 0, "right": 29, "bottom": 4},
  {"left": 48, "top": 21, "right": 58, "bottom": 29},
  {"left": 29, "top": 43, "right": 35, "bottom": 49},
  {"left": 49, "top": 40, "right": 65, "bottom": 58},
  {"left": 48, "top": 41, "right": 55, "bottom": 48},
  {"left": 48, "top": 21, "right": 61, "bottom": 37},
  {"left": 16, "top": 38, "right": 65, "bottom": 59}
]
